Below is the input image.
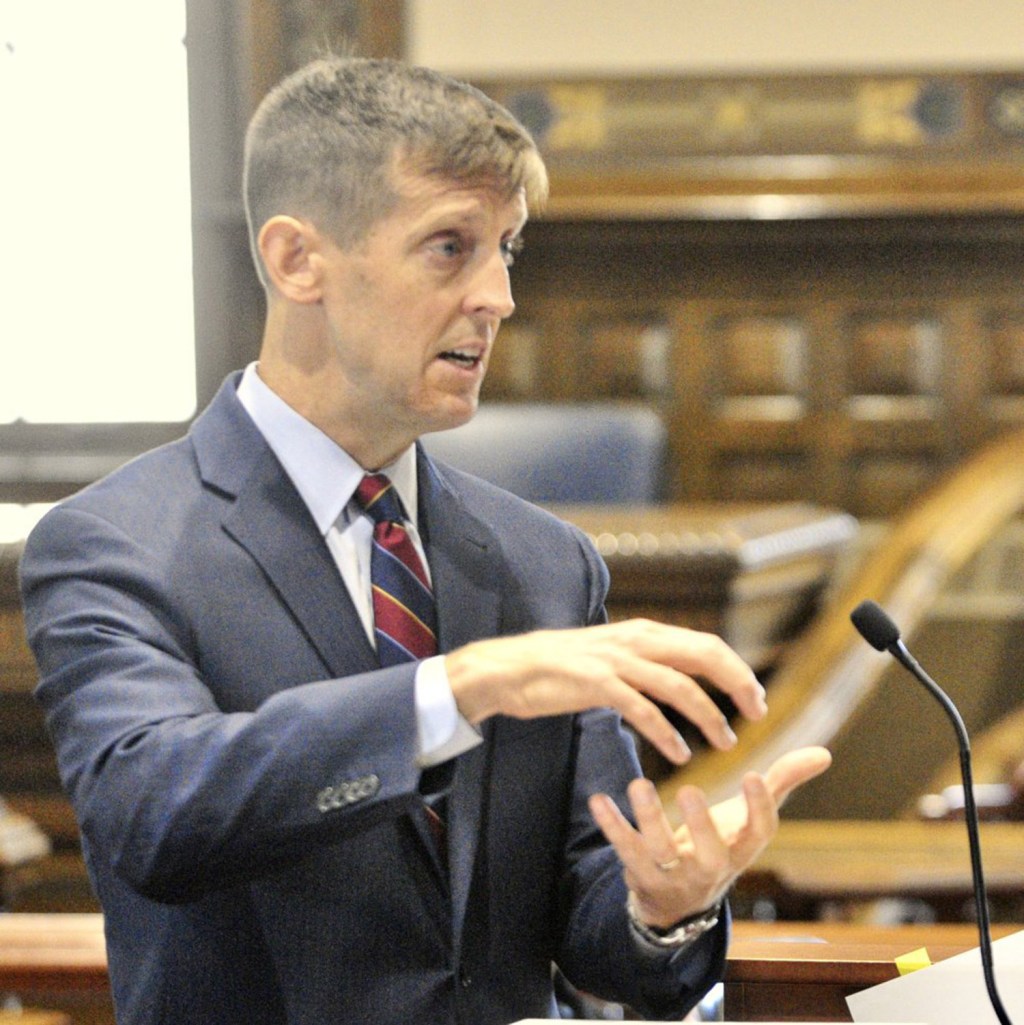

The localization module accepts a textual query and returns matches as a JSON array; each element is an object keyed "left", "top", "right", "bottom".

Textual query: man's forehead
[{"left": 391, "top": 165, "right": 528, "bottom": 223}]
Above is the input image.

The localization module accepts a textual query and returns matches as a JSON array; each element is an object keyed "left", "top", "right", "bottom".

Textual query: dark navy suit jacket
[{"left": 19, "top": 374, "right": 726, "bottom": 1024}]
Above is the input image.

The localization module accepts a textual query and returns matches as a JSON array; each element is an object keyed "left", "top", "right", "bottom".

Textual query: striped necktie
[
  {"left": 355, "top": 473, "right": 447, "bottom": 863},
  {"left": 354, "top": 473, "right": 438, "bottom": 666}
]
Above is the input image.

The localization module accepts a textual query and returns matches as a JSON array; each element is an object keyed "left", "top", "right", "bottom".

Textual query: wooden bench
[
  {"left": 0, "top": 914, "right": 110, "bottom": 1025},
  {"left": 734, "top": 818, "right": 1024, "bottom": 922}
]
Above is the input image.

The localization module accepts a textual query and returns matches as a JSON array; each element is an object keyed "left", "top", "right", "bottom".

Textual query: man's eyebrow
[{"left": 410, "top": 209, "right": 479, "bottom": 240}]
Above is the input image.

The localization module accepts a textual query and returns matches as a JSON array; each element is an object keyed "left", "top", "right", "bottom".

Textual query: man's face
[{"left": 313, "top": 165, "right": 528, "bottom": 468}]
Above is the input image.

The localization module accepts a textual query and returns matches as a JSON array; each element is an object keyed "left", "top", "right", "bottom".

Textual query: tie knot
[{"left": 355, "top": 473, "right": 407, "bottom": 526}]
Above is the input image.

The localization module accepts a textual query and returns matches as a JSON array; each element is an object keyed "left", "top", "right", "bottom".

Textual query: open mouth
[{"left": 438, "top": 349, "right": 482, "bottom": 369}]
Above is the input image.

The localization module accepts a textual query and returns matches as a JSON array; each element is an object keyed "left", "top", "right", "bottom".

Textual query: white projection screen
[{"left": 2, "top": 1, "right": 196, "bottom": 425}]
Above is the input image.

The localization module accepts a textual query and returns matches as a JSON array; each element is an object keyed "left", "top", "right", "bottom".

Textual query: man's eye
[
  {"left": 436, "top": 236, "right": 464, "bottom": 258},
  {"left": 502, "top": 235, "right": 525, "bottom": 266}
]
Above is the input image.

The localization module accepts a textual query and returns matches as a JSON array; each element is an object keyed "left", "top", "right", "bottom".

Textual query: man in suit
[{"left": 19, "top": 56, "right": 829, "bottom": 1024}]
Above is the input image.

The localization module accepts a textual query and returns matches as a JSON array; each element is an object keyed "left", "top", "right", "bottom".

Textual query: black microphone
[{"left": 850, "top": 599, "right": 1013, "bottom": 1025}]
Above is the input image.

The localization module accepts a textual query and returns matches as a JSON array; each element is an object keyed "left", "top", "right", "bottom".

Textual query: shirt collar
[{"left": 235, "top": 362, "right": 419, "bottom": 535}]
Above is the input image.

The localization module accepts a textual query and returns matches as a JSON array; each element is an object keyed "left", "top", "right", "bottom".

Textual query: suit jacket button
[{"left": 458, "top": 968, "right": 472, "bottom": 989}]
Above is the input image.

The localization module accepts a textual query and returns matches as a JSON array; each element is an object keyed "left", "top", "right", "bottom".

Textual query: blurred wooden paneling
[
  {"left": 503, "top": 215, "right": 1024, "bottom": 518},
  {"left": 0, "top": 913, "right": 112, "bottom": 1025},
  {"left": 453, "top": 68, "right": 1024, "bottom": 518}
]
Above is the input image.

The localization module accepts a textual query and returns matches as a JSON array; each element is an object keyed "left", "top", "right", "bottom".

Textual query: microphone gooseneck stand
[{"left": 850, "top": 599, "right": 1013, "bottom": 1025}]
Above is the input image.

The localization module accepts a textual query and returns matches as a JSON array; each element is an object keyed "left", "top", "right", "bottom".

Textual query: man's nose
[{"left": 468, "top": 252, "right": 515, "bottom": 320}]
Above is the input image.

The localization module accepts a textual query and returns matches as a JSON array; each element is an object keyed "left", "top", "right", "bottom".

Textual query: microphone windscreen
[{"left": 850, "top": 599, "right": 901, "bottom": 651}]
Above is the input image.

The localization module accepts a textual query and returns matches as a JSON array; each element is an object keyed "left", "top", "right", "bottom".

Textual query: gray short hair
[{"left": 243, "top": 56, "right": 548, "bottom": 284}]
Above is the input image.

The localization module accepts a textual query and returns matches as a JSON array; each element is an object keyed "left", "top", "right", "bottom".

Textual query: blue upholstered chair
[{"left": 421, "top": 402, "right": 667, "bottom": 505}]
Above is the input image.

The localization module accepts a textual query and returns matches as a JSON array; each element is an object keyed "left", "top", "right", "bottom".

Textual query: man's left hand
[{"left": 588, "top": 746, "right": 832, "bottom": 929}]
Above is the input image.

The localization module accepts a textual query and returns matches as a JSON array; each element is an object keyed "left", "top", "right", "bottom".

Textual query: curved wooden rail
[{"left": 658, "top": 425, "right": 1024, "bottom": 819}]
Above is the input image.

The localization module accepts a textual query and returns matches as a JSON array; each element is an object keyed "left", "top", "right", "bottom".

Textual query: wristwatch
[{"left": 626, "top": 891, "right": 722, "bottom": 949}]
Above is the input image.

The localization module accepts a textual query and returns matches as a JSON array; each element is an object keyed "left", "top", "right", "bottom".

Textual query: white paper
[{"left": 848, "top": 928, "right": 1024, "bottom": 1024}]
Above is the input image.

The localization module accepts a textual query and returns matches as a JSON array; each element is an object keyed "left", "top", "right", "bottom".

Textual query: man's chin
[{"left": 422, "top": 396, "right": 480, "bottom": 436}]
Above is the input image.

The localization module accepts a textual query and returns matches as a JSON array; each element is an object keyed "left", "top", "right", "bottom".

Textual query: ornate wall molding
[{"left": 474, "top": 70, "right": 1024, "bottom": 219}]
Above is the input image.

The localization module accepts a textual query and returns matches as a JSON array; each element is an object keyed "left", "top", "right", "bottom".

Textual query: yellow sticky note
[{"left": 895, "top": 947, "right": 933, "bottom": 976}]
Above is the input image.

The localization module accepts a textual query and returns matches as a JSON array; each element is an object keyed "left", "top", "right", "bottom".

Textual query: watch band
[{"left": 626, "top": 891, "right": 722, "bottom": 950}]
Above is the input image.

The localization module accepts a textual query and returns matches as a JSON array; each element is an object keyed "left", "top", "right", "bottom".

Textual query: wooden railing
[{"left": 659, "top": 425, "right": 1024, "bottom": 817}]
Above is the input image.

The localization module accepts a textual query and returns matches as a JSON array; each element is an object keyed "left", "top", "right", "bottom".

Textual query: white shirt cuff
[{"left": 414, "top": 655, "right": 482, "bottom": 767}]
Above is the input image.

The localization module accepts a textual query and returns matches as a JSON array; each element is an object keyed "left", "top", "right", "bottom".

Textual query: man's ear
[{"left": 257, "top": 216, "right": 323, "bottom": 303}]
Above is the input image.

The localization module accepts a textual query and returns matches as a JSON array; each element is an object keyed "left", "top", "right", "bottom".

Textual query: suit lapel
[
  {"left": 418, "top": 454, "right": 502, "bottom": 656},
  {"left": 190, "top": 376, "right": 376, "bottom": 679},
  {"left": 225, "top": 456, "right": 377, "bottom": 677},
  {"left": 417, "top": 451, "right": 505, "bottom": 941}
]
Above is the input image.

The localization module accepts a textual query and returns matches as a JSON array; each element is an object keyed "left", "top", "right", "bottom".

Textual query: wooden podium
[{"left": 727, "top": 920, "right": 1018, "bottom": 1022}]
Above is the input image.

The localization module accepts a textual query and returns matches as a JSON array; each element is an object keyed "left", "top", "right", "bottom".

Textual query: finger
[
  {"left": 627, "top": 623, "right": 768, "bottom": 723},
  {"left": 486, "top": 639, "right": 696, "bottom": 765},
  {"left": 590, "top": 785, "right": 685, "bottom": 886},
  {"left": 609, "top": 687, "right": 692, "bottom": 765},
  {"left": 688, "top": 639, "right": 767, "bottom": 723},
  {"left": 588, "top": 791, "right": 642, "bottom": 864},
  {"left": 762, "top": 746, "right": 832, "bottom": 807},
  {"left": 681, "top": 775, "right": 779, "bottom": 891},
  {"left": 613, "top": 652, "right": 738, "bottom": 752},
  {"left": 627, "top": 778, "right": 682, "bottom": 869},
  {"left": 729, "top": 772, "right": 779, "bottom": 867},
  {"left": 675, "top": 785, "right": 727, "bottom": 867},
  {"left": 544, "top": 643, "right": 696, "bottom": 763}
]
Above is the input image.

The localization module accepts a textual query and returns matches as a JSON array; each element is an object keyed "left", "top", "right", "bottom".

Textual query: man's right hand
[{"left": 444, "top": 619, "right": 767, "bottom": 765}]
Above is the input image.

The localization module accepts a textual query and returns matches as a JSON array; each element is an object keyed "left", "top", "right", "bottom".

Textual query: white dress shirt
[{"left": 236, "top": 363, "right": 480, "bottom": 766}]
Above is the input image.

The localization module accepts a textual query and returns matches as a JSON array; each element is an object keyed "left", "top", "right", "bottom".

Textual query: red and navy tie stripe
[{"left": 355, "top": 474, "right": 437, "bottom": 666}]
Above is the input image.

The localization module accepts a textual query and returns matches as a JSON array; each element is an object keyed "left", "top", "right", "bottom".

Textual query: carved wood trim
[{"left": 471, "top": 70, "right": 1024, "bottom": 220}]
